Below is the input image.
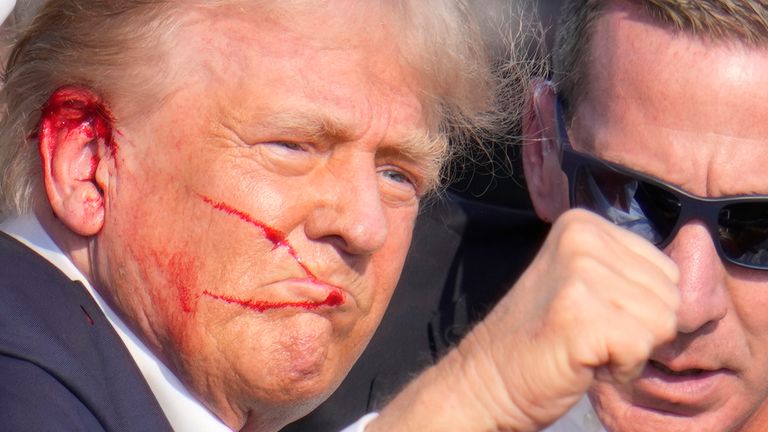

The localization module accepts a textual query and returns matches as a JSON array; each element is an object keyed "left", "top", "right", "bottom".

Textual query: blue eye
[
  {"left": 379, "top": 167, "right": 423, "bottom": 204},
  {"left": 381, "top": 169, "right": 412, "bottom": 185}
]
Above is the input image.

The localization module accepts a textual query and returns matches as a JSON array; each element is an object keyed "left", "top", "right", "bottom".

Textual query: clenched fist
[{"left": 368, "top": 209, "right": 680, "bottom": 432}]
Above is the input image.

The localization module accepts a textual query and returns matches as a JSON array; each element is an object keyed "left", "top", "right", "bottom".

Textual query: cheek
[
  {"left": 729, "top": 276, "right": 768, "bottom": 355},
  {"left": 99, "top": 194, "right": 225, "bottom": 328},
  {"left": 116, "top": 238, "right": 204, "bottom": 328},
  {"left": 94, "top": 225, "right": 207, "bottom": 363},
  {"left": 734, "top": 298, "right": 768, "bottom": 333},
  {"left": 137, "top": 250, "right": 199, "bottom": 314},
  {"left": 383, "top": 208, "right": 417, "bottom": 269},
  {"left": 367, "top": 209, "right": 417, "bottom": 310}
]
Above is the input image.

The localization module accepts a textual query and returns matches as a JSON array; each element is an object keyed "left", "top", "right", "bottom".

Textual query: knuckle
[
  {"left": 624, "top": 330, "right": 656, "bottom": 362},
  {"left": 570, "top": 337, "right": 604, "bottom": 369},
  {"left": 555, "top": 271, "right": 592, "bottom": 305},
  {"left": 556, "top": 210, "right": 601, "bottom": 235},
  {"left": 566, "top": 254, "right": 598, "bottom": 275},
  {"left": 558, "top": 208, "right": 600, "bottom": 225},
  {"left": 663, "top": 284, "right": 682, "bottom": 310},
  {"left": 554, "top": 221, "right": 606, "bottom": 257},
  {"left": 548, "top": 283, "right": 597, "bottom": 333}
]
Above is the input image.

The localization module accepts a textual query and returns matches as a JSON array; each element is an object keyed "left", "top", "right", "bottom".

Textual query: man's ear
[
  {"left": 521, "top": 79, "right": 569, "bottom": 223},
  {"left": 38, "top": 86, "right": 115, "bottom": 236}
]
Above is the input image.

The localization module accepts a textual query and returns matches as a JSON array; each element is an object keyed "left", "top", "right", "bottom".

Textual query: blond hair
[
  {"left": 0, "top": 0, "right": 504, "bottom": 217},
  {"left": 553, "top": 0, "right": 768, "bottom": 115}
]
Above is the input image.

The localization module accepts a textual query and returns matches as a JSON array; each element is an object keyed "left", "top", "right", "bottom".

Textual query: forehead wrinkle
[{"left": 256, "top": 110, "right": 358, "bottom": 143}]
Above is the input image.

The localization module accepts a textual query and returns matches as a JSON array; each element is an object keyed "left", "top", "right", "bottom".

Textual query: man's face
[
  {"left": 92, "top": 4, "right": 431, "bottom": 428},
  {"left": 566, "top": 2, "right": 768, "bottom": 431}
]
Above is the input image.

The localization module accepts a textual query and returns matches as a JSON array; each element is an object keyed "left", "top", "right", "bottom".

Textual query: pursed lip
[
  {"left": 629, "top": 359, "right": 735, "bottom": 414},
  {"left": 202, "top": 278, "right": 351, "bottom": 313}
]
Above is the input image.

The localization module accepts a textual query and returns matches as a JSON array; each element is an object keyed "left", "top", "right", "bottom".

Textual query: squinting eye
[
  {"left": 381, "top": 169, "right": 412, "bottom": 185},
  {"left": 256, "top": 141, "right": 315, "bottom": 176},
  {"left": 270, "top": 141, "right": 305, "bottom": 151}
]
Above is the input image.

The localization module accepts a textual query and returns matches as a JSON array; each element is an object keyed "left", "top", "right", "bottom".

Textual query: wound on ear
[{"left": 37, "top": 86, "right": 119, "bottom": 160}]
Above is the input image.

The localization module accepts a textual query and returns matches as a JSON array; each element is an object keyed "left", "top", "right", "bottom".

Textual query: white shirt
[
  {"left": 341, "top": 413, "right": 379, "bottom": 432},
  {"left": 0, "top": 0, "right": 14, "bottom": 26},
  {"left": 0, "top": 215, "right": 232, "bottom": 432},
  {"left": 543, "top": 396, "right": 606, "bottom": 432},
  {"left": 340, "top": 397, "right": 606, "bottom": 432}
]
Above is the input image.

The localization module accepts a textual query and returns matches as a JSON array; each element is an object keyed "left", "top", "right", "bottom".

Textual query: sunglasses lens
[
  {"left": 719, "top": 203, "right": 768, "bottom": 267},
  {"left": 574, "top": 164, "right": 680, "bottom": 245}
]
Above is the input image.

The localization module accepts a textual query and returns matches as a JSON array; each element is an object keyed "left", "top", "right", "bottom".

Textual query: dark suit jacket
[
  {"left": 0, "top": 232, "right": 173, "bottom": 432},
  {"left": 283, "top": 192, "right": 549, "bottom": 431}
]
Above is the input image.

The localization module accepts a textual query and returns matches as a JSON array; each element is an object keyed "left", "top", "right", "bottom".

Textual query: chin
[
  {"left": 591, "top": 393, "right": 754, "bottom": 432},
  {"left": 258, "top": 317, "right": 353, "bottom": 402},
  {"left": 213, "top": 352, "right": 345, "bottom": 432}
]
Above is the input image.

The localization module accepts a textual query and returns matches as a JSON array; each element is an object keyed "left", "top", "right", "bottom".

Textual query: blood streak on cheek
[
  {"left": 199, "top": 195, "right": 317, "bottom": 279},
  {"left": 139, "top": 249, "right": 198, "bottom": 314},
  {"left": 199, "top": 195, "right": 346, "bottom": 311},
  {"left": 203, "top": 289, "right": 344, "bottom": 312},
  {"left": 166, "top": 253, "right": 197, "bottom": 313}
]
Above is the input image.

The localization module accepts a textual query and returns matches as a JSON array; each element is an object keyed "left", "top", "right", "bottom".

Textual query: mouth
[
  {"left": 644, "top": 359, "right": 727, "bottom": 386},
  {"left": 648, "top": 360, "right": 706, "bottom": 378},
  {"left": 627, "top": 359, "right": 733, "bottom": 412}
]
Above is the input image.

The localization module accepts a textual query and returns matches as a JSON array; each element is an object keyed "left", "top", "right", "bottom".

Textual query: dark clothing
[
  {"left": 284, "top": 192, "right": 548, "bottom": 431},
  {"left": 0, "top": 232, "right": 173, "bottom": 432}
]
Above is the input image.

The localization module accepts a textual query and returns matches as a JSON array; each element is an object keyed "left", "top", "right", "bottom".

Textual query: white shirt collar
[{"left": 0, "top": 215, "right": 232, "bottom": 432}]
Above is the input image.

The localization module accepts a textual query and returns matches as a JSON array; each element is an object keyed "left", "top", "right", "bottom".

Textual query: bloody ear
[{"left": 38, "top": 86, "right": 116, "bottom": 236}]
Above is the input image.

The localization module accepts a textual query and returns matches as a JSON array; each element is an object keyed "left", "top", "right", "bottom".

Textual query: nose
[
  {"left": 304, "top": 156, "right": 389, "bottom": 256},
  {"left": 664, "top": 221, "right": 728, "bottom": 334}
]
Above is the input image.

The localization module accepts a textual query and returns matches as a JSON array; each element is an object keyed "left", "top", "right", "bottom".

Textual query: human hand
[
  {"left": 457, "top": 208, "right": 680, "bottom": 430},
  {"left": 368, "top": 209, "right": 680, "bottom": 431}
]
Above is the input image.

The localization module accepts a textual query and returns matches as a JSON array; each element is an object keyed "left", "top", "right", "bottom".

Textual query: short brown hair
[{"left": 553, "top": 0, "right": 768, "bottom": 115}]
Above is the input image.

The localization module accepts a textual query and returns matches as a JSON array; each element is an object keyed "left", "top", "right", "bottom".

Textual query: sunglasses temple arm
[{"left": 553, "top": 96, "right": 571, "bottom": 165}]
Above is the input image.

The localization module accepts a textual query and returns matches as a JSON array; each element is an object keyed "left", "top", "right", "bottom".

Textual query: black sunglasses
[{"left": 554, "top": 97, "right": 768, "bottom": 270}]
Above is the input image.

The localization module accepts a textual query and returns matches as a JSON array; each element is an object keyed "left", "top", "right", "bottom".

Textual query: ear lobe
[
  {"left": 521, "top": 79, "right": 569, "bottom": 223},
  {"left": 38, "top": 86, "right": 116, "bottom": 236}
]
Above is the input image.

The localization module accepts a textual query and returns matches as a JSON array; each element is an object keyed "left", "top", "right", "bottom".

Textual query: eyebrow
[
  {"left": 260, "top": 111, "right": 447, "bottom": 188},
  {"left": 258, "top": 111, "right": 356, "bottom": 143}
]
